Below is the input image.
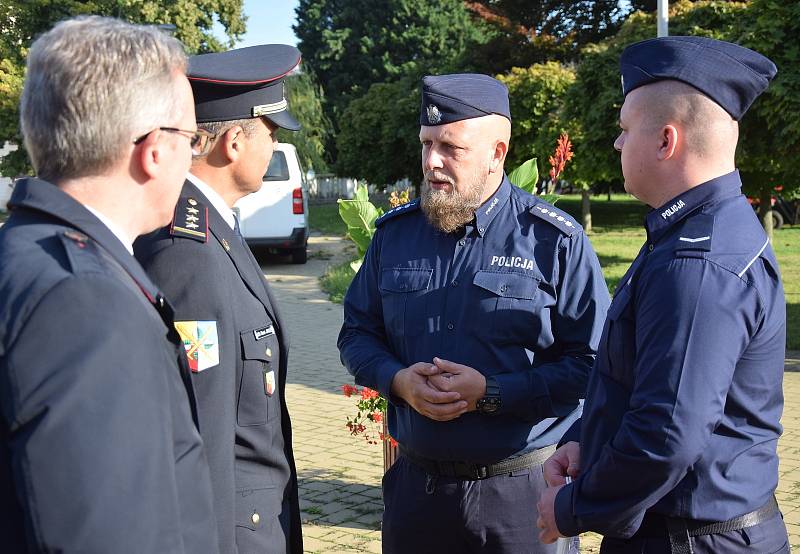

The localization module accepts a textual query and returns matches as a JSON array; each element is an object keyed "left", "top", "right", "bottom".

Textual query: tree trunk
[
  {"left": 581, "top": 189, "right": 592, "bottom": 233},
  {"left": 759, "top": 189, "right": 774, "bottom": 241}
]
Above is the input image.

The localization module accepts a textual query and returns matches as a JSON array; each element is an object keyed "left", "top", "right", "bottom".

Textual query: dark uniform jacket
[
  {"left": 555, "top": 171, "right": 786, "bottom": 537},
  {"left": 0, "top": 178, "right": 218, "bottom": 553},
  {"left": 135, "top": 180, "right": 302, "bottom": 554},
  {"left": 338, "top": 177, "right": 610, "bottom": 463}
]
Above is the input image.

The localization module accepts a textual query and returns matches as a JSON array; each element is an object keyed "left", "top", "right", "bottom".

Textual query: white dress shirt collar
[
  {"left": 186, "top": 172, "right": 236, "bottom": 230},
  {"left": 83, "top": 205, "right": 134, "bottom": 255}
]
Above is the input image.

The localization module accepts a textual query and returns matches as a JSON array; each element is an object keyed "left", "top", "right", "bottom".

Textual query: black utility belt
[
  {"left": 637, "top": 495, "right": 779, "bottom": 539},
  {"left": 400, "top": 445, "right": 555, "bottom": 481}
]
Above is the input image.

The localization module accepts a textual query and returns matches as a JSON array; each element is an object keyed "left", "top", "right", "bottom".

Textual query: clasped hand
[
  {"left": 536, "top": 441, "right": 581, "bottom": 543},
  {"left": 390, "top": 357, "right": 486, "bottom": 421}
]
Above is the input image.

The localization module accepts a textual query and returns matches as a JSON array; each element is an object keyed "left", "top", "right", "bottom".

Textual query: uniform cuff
[
  {"left": 554, "top": 483, "right": 580, "bottom": 537},
  {"left": 375, "top": 360, "right": 406, "bottom": 403},
  {"left": 492, "top": 371, "right": 546, "bottom": 416}
]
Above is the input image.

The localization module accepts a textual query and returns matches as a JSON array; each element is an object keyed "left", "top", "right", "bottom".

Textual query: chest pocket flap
[
  {"left": 380, "top": 267, "right": 433, "bottom": 293},
  {"left": 240, "top": 325, "right": 275, "bottom": 361},
  {"left": 473, "top": 270, "right": 540, "bottom": 299}
]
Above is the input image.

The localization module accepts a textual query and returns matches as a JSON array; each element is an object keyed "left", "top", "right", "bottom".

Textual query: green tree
[
  {"left": 0, "top": 0, "right": 246, "bottom": 177},
  {"left": 465, "top": 0, "right": 627, "bottom": 77},
  {"left": 469, "top": 0, "right": 625, "bottom": 49},
  {"left": 499, "top": 63, "right": 598, "bottom": 227},
  {"left": 733, "top": 0, "right": 800, "bottom": 235},
  {"left": 277, "top": 69, "right": 332, "bottom": 174},
  {"left": 497, "top": 62, "right": 576, "bottom": 176},
  {"left": 334, "top": 76, "right": 422, "bottom": 193},
  {"left": 293, "top": 0, "right": 490, "bottom": 127},
  {"left": 565, "top": 1, "right": 744, "bottom": 200}
]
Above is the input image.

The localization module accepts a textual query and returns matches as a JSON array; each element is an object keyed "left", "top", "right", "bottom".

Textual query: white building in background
[{"left": 0, "top": 142, "right": 17, "bottom": 210}]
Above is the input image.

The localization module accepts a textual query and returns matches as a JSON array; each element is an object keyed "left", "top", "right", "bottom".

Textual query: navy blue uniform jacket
[
  {"left": 555, "top": 171, "right": 786, "bottom": 537},
  {"left": 0, "top": 178, "right": 218, "bottom": 553},
  {"left": 338, "top": 177, "right": 610, "bottom": 462},
  {"left": 135, "top": 180, "right": 302, "bottom": 554}
]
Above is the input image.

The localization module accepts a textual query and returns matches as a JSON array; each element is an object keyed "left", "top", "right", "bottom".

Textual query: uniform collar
[
  {"left": 644, "top": 170, "right": 743, "bottom": 243},
  {"left": 8, "top": 177, "right": 162, "bottom": 301},
  {"left": 83, "top": 204, "right": 134, "bottom": 255},
  {"left": 187, "top": 172, "right": 236, "bottom": 230},
  {"left": 474, "top": 175, "right": 512, "bottom": 237}
]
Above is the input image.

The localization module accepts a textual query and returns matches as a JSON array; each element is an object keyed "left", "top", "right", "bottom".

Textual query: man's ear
[
  {"left": 219, "top": 125, "right": 245, "bottom": 163},
  {"left": 489, "top": 139, "right": 508, "bottom": 174},
  {"left": 658, "top": 124, "right": 679, "bottom": 161},
  {"left": 135, "top": 131, "right": 162, "bottom": 181}
]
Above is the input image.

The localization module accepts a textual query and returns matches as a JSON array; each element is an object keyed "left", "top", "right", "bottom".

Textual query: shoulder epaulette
[
  {"left": 59, "top": 230, "right": 105, "bottom": 274},
  {"left": 529, "top": 201, "right": 580, "bottom": 236},
  {"left": 170, "top": 196, "right": 208, "bottom": 242},
  {"left": 375, "top": 198, "right": 421, "bottom": 227},
  {"left": 674, "top": 213, "right": 714, "bottom": 258}
]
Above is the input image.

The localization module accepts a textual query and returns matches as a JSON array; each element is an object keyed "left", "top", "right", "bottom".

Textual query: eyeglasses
[{"left": 133, "top": 127, "right": 215, "bottom": 157}]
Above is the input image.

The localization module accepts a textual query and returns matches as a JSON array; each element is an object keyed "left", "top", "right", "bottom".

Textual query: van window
[{"left": 263, "top": 151, "right": 289, "bottom": 181}]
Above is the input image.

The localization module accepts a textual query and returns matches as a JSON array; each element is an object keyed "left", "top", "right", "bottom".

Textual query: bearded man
[{"left": 337, "top": 73, "right": 610, "bottom": 553}]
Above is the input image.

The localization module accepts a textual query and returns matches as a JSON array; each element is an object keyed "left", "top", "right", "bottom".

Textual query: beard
[{"left": 421, "top": 168, "right": 487, "bottom": 233}]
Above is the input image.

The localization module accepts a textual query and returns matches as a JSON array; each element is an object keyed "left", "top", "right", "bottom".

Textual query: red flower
[
  {"left": 360, "top": 387, "right": 380, "bottom": 400},
  {"left": 548, "top": 132, "right": 574, "bottom": 184},
  {"left": 342, "top": 384, "right": 359, "bottom": 397},
  {"left": 341, "top": 383, "right": 393, "bottom": 446}
]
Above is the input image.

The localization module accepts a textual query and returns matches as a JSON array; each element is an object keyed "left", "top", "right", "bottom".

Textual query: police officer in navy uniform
[
  {"left": 0, "top": 17, "right": 218, "bottom": 552},
  {"left": 135, "top": 45, "right": 303, "bottom": 554},
  {"left": 537, "top": 37, "right": 789, "bottom": 553},
  {"left": 338, "top": 74, "right": 610, "bottom": 553}
]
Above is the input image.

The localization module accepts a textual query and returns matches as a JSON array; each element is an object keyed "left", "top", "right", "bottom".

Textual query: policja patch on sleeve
[
  {"left": 174, "top": 320, "right": 220, "bottom": 372},
  {"left": 170, "top": 196, "right": 208, "bottom": 242}
]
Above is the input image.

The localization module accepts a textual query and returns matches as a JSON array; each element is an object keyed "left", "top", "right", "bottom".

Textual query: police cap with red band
[{"left": 188, "top": 44, "right": 301, "bottom": 130}]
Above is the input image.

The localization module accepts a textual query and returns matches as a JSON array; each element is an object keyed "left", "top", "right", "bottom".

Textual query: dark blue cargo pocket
[
  {"left": 473, "top": 270, "right": 543, "bottom": 342},
  {"left": 237, "top": 326, "right": 280, "bottom": 426},
  {"left": 379, "top": 267, "right": 433, "bottom": 337}
]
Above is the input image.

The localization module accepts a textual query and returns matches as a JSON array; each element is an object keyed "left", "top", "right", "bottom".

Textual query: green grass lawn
[{"left": 311, "top": 195, "right": 800, "bottom": 349}]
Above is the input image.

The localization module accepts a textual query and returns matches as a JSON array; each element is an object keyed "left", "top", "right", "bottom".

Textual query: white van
[{"left": 235, "top": 143, "right": 309, "bottom": 264}]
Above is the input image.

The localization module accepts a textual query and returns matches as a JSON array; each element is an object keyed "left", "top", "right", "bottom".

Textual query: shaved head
[{"left": 635, "top": 80, "right": 738, "bottom": 159}]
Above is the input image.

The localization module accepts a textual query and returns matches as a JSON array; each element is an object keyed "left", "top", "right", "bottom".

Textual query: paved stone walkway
[{"left": 260, "top": 232, "right": 800, "bottom": 553}]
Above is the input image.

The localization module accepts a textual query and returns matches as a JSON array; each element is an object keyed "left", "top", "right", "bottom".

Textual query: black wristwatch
[{"left": 476, "top": 376, "right": 501, "bottom": 415}]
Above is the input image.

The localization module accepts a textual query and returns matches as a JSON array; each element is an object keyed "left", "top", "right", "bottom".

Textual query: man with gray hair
[{"left": 0, "top": 16, "right": 218, "bottom": 553}]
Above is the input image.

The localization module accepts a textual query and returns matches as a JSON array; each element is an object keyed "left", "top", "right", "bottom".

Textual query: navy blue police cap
[
  {"left": 620, "top": 36, "right": 777, "bottom": 121},
  {"left": 420, "top": 73, "right": 511, "bottom": 126},
  {"left": 188, "top": 44, "right": 301, "bottom": 130}
]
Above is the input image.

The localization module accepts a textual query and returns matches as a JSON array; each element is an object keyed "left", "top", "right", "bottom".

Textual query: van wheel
[
  {"left": 773, "top": 211, "right": 784, "bottom": 230},
  {"left": 291, "top": 247, "right": 307, "bottom": 264}
]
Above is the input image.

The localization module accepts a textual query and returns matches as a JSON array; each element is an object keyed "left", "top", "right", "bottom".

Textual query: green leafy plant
[{"left": 508, "top": 157, "right": 539, "bottom": 193}]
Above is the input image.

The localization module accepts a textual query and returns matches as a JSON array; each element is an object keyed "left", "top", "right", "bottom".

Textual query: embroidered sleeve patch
[{"left": 174, "top": 320, "right": 219, "bottom": 372}]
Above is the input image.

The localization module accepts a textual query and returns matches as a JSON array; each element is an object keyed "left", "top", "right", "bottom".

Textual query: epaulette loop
[
  {"left": 375, "top": 198, "right": 421, "bottom": 227},
  {"left": 170, "top": 196, "right": 208, "bottom": 242},
  {"left": 59, "top": 230, "right": 103, "bottom": 273},
  {"left": 674, "top": 213, "right": 714, "bottom": 258},
  {"left": 529, "top": 202, "right": 580, "bottom": 236}
]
